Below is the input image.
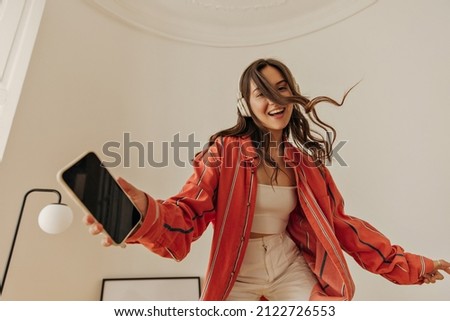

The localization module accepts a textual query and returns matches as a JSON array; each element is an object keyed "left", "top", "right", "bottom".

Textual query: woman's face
[{"left": 248, "top": 66, "right": 294, "bottom": 140}]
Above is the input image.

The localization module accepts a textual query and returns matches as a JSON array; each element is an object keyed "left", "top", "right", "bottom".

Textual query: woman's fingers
[
  {"left": 88, "top": 223, "right": 103, "bottom": 235},
  {"left": 117, "top": 177, "right": 148, "bottom": 215},
  {"left": 82, "top": 213, "right": 95, "bottom": 225},
  {"left": 423, "top": 260, "right": 448, "bottom": 284},
  {"left": 101, "top": 237, "right": 114, "bottom": 247},
  {"left": 81, "top": 178, "right": 145, "bottom": 247},
  {"left": 436, "top": 259, "right": 450, "bottom": 274},
  {"left": 83, "top": 213, "right": 112, "bottom": 246}
]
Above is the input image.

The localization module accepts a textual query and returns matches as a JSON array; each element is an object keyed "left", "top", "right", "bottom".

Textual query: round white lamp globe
[{"left": 38, "top": 203, "right": 73, "bottom": 234}]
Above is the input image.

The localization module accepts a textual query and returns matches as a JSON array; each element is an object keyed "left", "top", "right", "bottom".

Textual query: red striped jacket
[{"left": 127, "top": 136, "right": 434, "bottom": 300}]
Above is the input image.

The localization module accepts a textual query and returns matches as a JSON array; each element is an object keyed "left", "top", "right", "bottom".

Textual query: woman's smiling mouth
[{"left": 268, "top": 108, "right": 286, "bottom": 116}]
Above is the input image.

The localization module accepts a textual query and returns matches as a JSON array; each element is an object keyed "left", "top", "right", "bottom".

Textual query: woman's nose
[{"left": 266, "top": 97, "right": 276, "bottom": 105}]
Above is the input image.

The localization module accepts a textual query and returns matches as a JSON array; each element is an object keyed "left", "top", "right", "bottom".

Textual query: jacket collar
[
  {"left": 238, "top": 135, "right": 303, "bottom": 167},
  {"left": 239, "top": 136, "right": 258, "bottom": 162}
]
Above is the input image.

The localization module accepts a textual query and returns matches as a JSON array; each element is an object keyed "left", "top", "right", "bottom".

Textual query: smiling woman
[
  {"left": 84, "top": 57, "right": 450, "bottom": 301},
  {"left": 87, "top": 0, "right": 377, "bottom": 47},
  {"left": 230, "top": 58, "right": 352, "bottom": 173}
]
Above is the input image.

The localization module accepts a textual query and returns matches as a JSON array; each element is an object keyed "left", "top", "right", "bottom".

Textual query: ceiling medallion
[
  {"left": 88, "top": 0, "right": 377, "bottom": 47},
  {"left": 189, "top": 0, "right": 287, "bottom": 11}
]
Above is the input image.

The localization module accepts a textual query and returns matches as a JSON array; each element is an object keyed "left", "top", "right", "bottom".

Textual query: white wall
[{"left": 1, "top": 0, "right": 449, "bottom": 300}]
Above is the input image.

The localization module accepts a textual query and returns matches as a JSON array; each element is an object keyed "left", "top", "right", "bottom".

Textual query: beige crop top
[{"left": 251, "top": 184, "right": 298, "bottom": 234}]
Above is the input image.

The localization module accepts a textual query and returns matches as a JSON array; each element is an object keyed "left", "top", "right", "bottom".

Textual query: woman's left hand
[{"left": 422, "top": 259, "right": 450, "bottom": 284}]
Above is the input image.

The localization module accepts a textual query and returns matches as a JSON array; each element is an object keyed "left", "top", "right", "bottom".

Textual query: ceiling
[{"left": 88, "top": 0, "right": 377, "bottom": 47}]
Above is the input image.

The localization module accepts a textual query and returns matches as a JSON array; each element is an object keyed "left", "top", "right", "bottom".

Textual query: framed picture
[{"left": 100, "top": 276, "right": 201, "bottom": 301}]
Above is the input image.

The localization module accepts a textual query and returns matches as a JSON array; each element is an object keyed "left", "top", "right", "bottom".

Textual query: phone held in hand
[{"left": 58, "top": 151, "right": 142, "bottom": 245}]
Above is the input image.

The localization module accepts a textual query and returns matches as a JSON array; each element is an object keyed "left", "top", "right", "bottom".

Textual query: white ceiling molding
[
  {"left": 0, "top": 0, "right": 46, "bottom": 162},
  {"left": 87, "top": 0, "right": 377, "bottom": 47}
]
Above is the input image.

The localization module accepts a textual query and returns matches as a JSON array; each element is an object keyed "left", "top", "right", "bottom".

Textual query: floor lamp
[{"left": 0, "top": 188, "right": 73, "bottom": 295}]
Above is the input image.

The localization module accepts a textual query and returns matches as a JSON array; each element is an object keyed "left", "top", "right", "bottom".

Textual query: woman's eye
[{"left": 278, "top": 86, "right": 288, "bottom": 91}]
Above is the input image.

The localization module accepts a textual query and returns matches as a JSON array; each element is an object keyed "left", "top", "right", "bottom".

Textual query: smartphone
[{"left": 57, "top": 151, "right": 142, "bottom": 245}]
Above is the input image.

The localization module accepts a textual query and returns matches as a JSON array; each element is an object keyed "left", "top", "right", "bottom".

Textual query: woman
[{"left": 85, "top": 58, "right": 449, "bottom": 300}]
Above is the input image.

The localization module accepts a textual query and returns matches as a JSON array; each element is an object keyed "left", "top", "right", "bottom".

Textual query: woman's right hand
[
  {"left": 82, "top": 177, "right": 148, "bottom": 247},
  {"left": 82, "top": 213, "right": 112, "bottom": 246}
]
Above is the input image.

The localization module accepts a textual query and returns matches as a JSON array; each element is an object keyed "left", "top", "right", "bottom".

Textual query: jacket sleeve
[
  {"left": 126, "top": 139, "right": 222, "bottom": 261},
  {"left": 322, "top": 166, "right": 435, "bottom": 285}
]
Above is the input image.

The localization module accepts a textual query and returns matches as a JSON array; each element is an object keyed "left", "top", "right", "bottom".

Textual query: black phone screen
[{"left": 60, "top": 152, "right": 142, "bottom": 244}]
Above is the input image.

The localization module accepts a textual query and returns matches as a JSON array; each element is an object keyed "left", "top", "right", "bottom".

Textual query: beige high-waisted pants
[{"left": 227, "top": 232, "right": 318, "bottom": 301}]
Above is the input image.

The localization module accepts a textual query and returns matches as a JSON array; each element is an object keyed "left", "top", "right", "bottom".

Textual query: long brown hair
[{"left": 209, "top": 58, "right": 353, "bottom": 171}]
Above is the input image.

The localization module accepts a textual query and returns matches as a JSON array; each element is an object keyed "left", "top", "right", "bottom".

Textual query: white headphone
[
  {"left": 236, "top": 81, "right": 300, "bottom": 118},
  {"left": 237, "top": 91, "right": 252, "bottom": 117}
]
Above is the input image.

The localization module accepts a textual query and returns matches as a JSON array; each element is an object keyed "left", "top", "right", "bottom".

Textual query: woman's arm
[{"left": 322, "top": 166, "right": 448, "bottom": 285}]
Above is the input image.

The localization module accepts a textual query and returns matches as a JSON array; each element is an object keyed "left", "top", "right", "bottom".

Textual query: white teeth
[{"left": 268, "top": 108, "right": 284, "bottom": 115}]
